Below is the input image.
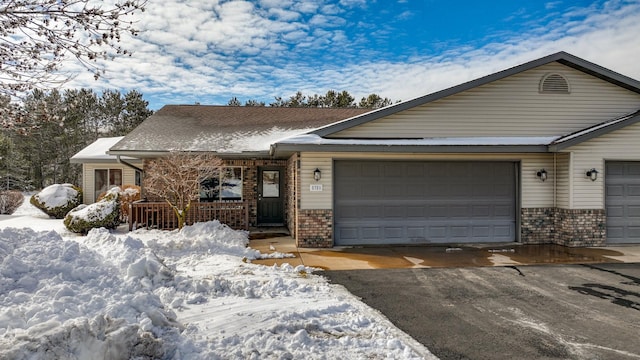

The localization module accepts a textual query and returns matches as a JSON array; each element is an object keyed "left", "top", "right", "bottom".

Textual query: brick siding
[
  {"left": 297, "top": 209, "right": 333, "bottom": 247},
  {"left": 521, "top": 208, "right": 606, "bottom": 247}
]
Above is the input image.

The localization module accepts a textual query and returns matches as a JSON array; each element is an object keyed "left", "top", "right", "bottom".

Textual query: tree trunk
[{"left": 168, "top": 200, "right": 191, "bottom": 229}]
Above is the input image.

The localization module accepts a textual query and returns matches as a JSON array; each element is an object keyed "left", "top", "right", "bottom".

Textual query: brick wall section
[
  {"left": 521, "top": 207, "right": 606, "bottom": 247},
  {"left": 555, "top": 208, "right": 606, "bottom": 247},
  {"left": 222, "top": 159, "right": 287, "bottom": 227},
  {"left": 521, "top": 208, "right": 555, "bottom": 244},
  {"left": 285, "top": 154, "right": 298, "bottom": 239},
  {"left": 297, "top": 209, "right": 333, "bottom": 247}
]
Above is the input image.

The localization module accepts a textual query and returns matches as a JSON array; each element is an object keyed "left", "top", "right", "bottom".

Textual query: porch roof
[{"left": 70, "top": 137, "right": 138, "bottom": 163}]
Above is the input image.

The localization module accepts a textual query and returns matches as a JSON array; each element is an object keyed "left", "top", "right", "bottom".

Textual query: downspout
[
  {"left": 116, "top": 155, "right": 145, "bottom": 199},
  {"left": 116, "top": 155, "right": 143, "bottom": 173}
]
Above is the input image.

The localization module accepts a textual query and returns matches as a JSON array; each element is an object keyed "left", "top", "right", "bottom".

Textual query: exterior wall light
[
  {"left": 586, "top": 168, "right": 598, "bottom": 181},
  {"left": 313, "top": 168, "right": 321, "bottom": 181},
  {"left": 536, "top": 169, "right": 548, "bottom": 182}
]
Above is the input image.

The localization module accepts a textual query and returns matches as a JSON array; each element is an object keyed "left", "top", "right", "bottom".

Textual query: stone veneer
[
  {"left": 554, "top": 208, "right": 606, "bottom": 247},
  {"left": 297, "top": 209, "right": 333, "bottom": 247},
  {"left": 520, "top": 208, "right": 556, "bottom": 244},
  {"left": 521, "top": 208, "right": 606, "bottom": 247}
]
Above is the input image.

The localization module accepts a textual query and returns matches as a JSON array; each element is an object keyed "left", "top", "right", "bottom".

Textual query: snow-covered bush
[
  {"left": 0, "top": 191, "right": 24, "bottom": 214},
  {"left": 30, "top": 184, "right": 82, "bottom": 219},
  {"left": 64, "top": 189, "right": 121, "bottom": 233},
  {"left": 97, "top": 185, "right": 140, "bottom": 222}
]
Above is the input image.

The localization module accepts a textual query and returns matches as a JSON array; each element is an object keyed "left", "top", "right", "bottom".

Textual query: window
[
  {"left": 94, "top": 169, "right": 122, "bottom": 201},
  {"left": 200, "top": 167, "right": 243, "bottom": 201},
  {"left": 539, "top": 73, "right": 570, "bottom": 94}
]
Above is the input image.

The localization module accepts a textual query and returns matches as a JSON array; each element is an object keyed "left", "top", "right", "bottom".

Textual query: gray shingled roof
[{"left": 109, "top": 105, "right": 370, "bottom": 156}]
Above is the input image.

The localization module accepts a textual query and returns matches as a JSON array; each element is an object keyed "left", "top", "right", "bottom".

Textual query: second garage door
[
  {"left": 334, "top": 161, "right": 517, "bottom": 245},
  {"left": 606, "top": 161, "right": 640, "bottom": 244}
]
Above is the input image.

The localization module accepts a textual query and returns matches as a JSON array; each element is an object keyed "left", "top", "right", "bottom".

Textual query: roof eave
[
  {"left": 107, "top": 149, "right": 273, "bottom": 159},
  {"left": 271, "top": 143, "right": 549, "bottom": 156},
  {"left": 549, "top": 111, "right": 640, "bottom": 151}
]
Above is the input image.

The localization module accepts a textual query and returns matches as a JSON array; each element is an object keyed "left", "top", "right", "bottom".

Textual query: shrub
[
  {"left": 0, "top": 191, "right": 24, "bottom": 215},
  {"left": 30, "top": 184, "right": 83, "bottom": 219},
  {"left": 64, "top": 189, "right": 121, "bottom": 234},
  {"left": 97, "top": 185, "right": 141, "bottom": 222}
]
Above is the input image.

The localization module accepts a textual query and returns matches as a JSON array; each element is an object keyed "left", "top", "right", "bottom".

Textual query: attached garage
[
  {"left": 605, "top": 161, "right": 640, "bottom": 243},
  {"left": 334, "top": 160, "right": 517, "bottom": 245}
]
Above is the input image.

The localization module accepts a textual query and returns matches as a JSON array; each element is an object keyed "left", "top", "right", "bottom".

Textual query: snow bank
[
  {"left": 0, "top": 199, "right": 435, "bottom": 359},
  {"left": 0, "top": 228, "right": 173, "bottom": 359}
]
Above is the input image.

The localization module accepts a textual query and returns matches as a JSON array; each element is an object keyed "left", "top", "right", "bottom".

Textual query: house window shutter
[{"left": 540, "top": 73, "right": 570, "bottom": 94}]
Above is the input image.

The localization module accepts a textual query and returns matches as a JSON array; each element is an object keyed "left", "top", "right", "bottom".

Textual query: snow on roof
[
  {"left": 277, "top": 134, "right": 560, "bottom": 146},
  {"left": 70, "top": 137, "right": 135, "bottom": 162},
  {"left": 123, "top": 126, "right": 319, "bottom": 154}
]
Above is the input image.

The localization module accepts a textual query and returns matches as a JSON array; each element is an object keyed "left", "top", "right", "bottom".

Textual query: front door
[{"left": 257, "top": 167, "right": 284, "bottom": 225}]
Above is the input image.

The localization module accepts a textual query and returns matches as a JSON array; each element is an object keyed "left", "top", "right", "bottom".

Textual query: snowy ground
[{"left": 0, "top": 196, "right": 435, "bottom": 359}]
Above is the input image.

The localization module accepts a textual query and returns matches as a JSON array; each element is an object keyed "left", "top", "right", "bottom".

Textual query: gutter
[{"left": 116, "top": 155, "right": 143, "bottom": 173}]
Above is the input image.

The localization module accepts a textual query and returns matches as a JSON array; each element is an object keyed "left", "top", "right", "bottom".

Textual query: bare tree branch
[
  {"left": 0, "top": 0, "right": 146, "bottom": 98},
  {"left": 144, "top": 152, "right": 223, "bottom": 229}
]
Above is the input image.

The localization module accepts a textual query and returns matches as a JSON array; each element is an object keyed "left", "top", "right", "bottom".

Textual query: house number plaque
[{"left": 310, "top": 184, "right": 323, "bottom": 192}]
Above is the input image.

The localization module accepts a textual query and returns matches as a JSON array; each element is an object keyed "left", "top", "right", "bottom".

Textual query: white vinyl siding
[
  {"left": 300, "top": 152, "right": 555, "bottom": 210},
  {"left": 555, "top": 153, "right": 571, "bottom": 209},
  {"left": 82, "top": 163, "right": 141, "bottom": 204},
  {"left": 331, "top": 63, "right": 640, "bottom": 139},
  {"left": 563, "top": 122, "right": 640, "bottom": 209}
]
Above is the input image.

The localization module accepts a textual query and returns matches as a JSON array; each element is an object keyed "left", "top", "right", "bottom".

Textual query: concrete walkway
[{"left": 250, "top": 235, "right": 640, "bottom": 270}]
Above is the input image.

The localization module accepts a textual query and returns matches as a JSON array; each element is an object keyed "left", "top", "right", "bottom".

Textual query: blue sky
[{"left": 65, "top": 0, "right": 640, "bottom": 110}]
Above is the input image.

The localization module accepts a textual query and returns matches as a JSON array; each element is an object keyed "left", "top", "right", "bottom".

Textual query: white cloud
[{"left": 53, "top": 0, "right": 640, "bottom": 109}]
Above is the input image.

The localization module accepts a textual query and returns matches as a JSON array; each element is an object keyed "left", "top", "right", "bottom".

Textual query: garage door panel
[
  {"left": 384, "top": 227, "right": 403, "bottom": 238},
  {"left": 607, "top": 206, "right": 624, "bottom": 218},
  {"left": 472, "top": 205, "right": 491, "bottom": 217},
  {"left": 606, "top": 161, "right": 640, "bottom": 244},
  {"left": 606, "top": 185, "right": 624, "bottom": 197},
  {"left": 628, "top": 185, "right": 640, "bottom": 196},
  {"left": 407, "top": 227, "right": 425, "bottom": 239},
  {"left": 628, "top": 226, "right": 640, "bottom": 238},
  {"left": 335, "top": 160, "right": 516, "bottom": 245},
  {"left": 629, "top": 163, "right": 640, "bottom": 175},
  {"left": 628, "top": 206, "right": 640, "bottom": 218},
  {"left": 406, "top": 206, "right": 425, "bottom": 217},
  {"left": 362, "top": 227, "right": 381, "bottom": 240}
]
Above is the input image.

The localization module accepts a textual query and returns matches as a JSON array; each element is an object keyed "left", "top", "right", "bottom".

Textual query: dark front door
[{"left": 257, "top": 167, "right": 284, "bottom": 225}]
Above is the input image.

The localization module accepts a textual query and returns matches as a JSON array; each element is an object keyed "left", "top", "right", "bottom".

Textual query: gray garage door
[
  {"left": 606, "top": 161, "right": 640, "bottom": 244},
  {"left": 334, "top": 161, "right": 517, "bottom": 245}
]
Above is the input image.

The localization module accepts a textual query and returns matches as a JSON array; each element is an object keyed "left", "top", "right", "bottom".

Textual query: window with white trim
[{"left": 94, "top": 168, "right": 122, "bottom": 201}]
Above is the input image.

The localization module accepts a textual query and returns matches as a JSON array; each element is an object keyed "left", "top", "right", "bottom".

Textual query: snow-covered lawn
[{"left": 0, "top": 196, "right": 435, "bottom": 359}]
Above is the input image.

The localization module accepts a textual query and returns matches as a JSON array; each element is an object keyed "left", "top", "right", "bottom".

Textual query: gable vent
[{"left": 540, "top": 73, "right": 570, "bottom": 94}]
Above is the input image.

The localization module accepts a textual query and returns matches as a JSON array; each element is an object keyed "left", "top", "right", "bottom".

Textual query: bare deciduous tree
[
  {"left": 0, "top": 0, "right": 146, "bottom": 97},
  {"left": 144, "top": 152, "right": 222, "bottom": 229}
]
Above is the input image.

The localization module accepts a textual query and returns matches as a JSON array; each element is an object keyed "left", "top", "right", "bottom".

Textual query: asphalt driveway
[{"left": 324, "top": 263, "right": 640, "bottom": 360}]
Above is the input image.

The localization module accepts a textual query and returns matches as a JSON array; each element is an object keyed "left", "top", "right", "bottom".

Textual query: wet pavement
[
  {"left": 323, "top": 264, "right": 640, "bottom": 360},
  {"left": 250, "top": 234, "right": 639, "bottom": 270}
]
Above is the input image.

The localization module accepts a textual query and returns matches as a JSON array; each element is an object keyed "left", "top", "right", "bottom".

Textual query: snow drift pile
[{"left": 0, "top": 197, "right": 433, "bottom": 359}]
